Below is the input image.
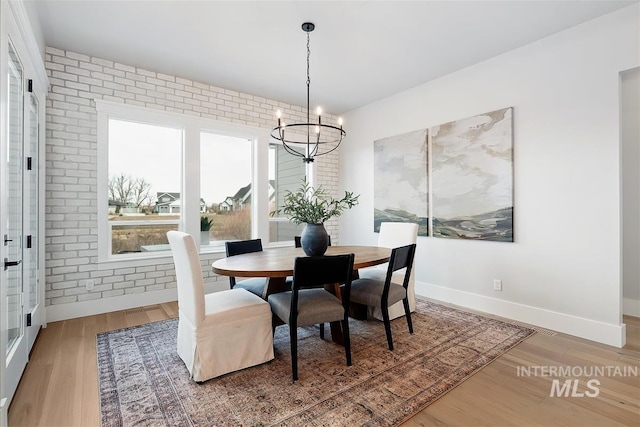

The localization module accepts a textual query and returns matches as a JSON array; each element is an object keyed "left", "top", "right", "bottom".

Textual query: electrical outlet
[
  {"left": 493, "top": 279, "right": 502, "bottom": 291},
  {"left": 85, "top": 279, "right": 95, "bottom": 291}
]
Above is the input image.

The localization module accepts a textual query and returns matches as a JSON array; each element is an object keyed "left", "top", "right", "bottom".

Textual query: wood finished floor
[{"left": 7, "top": 301, "right": 640, "bottom": 426}]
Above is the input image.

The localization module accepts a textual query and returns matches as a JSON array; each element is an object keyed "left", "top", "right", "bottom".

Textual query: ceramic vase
[{"left": 300, "top": 223, "right": 329, "bottom": 256}]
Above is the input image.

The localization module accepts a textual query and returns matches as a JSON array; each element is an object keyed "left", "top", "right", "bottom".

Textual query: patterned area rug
[{"left": 97, "top": 299, "right": 534, "bottom": 426}]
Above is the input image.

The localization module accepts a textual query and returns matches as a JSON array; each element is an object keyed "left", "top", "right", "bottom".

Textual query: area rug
[{"left": 97, "top": 299, "right": 534, "bottom": 426}]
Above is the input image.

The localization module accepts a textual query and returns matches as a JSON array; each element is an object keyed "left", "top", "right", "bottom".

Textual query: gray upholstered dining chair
[
  {"left": 225, "top": 238, "right": 267, "bottom": 297},
  {"left": 167, "top": 231, "right": 274, "bottom": 381},
  {"left": 268, "top": 254, "right": 355, "bottom": 381},
  {"left": 291, "top": 236, "right": 333, "bottom": 341},
  {"left": 293, "top": 234, "right": 333, "bottom": 338},
  {"left": 350, "top": 244, "right": 416, "bottom": 351},
  {"left": 359, "top": 222, "right": 418, "bottom": 320}
]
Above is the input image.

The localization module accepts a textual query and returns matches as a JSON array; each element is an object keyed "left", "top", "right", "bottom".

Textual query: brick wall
[{"left": 44, "top": 47, "right": 340, "bottom": 308}]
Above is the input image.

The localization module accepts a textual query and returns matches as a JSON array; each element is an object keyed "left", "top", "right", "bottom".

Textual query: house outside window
[{"left": 155, "top": 192, "right": 181, "bottom": 214}]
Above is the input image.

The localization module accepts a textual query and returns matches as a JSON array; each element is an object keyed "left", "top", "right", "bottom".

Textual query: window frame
[
  {"left": 105, "top": 117, "right": 183, "bottom": 260},
  {"left": 96, "top": 100, "right": 272, "bottom": 268}
]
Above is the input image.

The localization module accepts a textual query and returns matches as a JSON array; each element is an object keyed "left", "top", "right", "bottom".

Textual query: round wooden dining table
[{"left": 212, "top": 245, "right": 391, "bottom": 344}]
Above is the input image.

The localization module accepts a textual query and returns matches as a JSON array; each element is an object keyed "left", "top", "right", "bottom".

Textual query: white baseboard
[
  {"left": 416, "top": 281, "right": 626, "bottom": 348},
  {"left": 45, "top": 283, "right": 229, "bottom": 323},
  {"left": 623, "top": 297, "right": 640, "bottom": 317},
  {"left": 46, "top": 288, "right": 178, "bottom": 323},
  {"left": 45, "top": 282, "right": 631, "bottom": 347}
]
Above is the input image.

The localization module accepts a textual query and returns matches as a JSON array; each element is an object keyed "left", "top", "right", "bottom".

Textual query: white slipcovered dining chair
[
  {"left": 167, "top": 231, "right": 274, "bottom": 381},
  {"left": 359, "top": 222, "right": 419, "bottom": 320}
]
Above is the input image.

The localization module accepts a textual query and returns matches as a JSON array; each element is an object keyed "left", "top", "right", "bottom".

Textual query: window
[
  {"left": 200, "top": 132, "right": 253, "bottom": 249},
  {"left": 268, "top": 143, "right": 306, "bottom": 243},
  {"left": 97, "top": 102, "right": 308, "bottom": 263},
  {"left": 97, "top": 101, "right": 276, "bottom": 264},
  {"left": 107, "top": 119, "right": 182, "bottom": 255}
]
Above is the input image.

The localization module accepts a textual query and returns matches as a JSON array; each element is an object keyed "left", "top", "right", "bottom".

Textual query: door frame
[{"left": 0, "top": 1, "right": 48, "bottom": 423}]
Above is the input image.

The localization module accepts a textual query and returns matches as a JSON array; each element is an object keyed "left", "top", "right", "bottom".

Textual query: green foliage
[
  {"left": 272, "top": 179, "right": 359, "bottom": 224},
  {"left": 200, "top": 215, "right": 213, "bottom": 231}
]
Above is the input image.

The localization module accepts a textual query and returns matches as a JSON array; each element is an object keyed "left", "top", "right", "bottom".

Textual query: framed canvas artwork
[
  {"left": 373, "top": 129, "right": 428, "bottom": 236},
  {"left": 431, "top": 107, "right": 513, "bottom": 241}
]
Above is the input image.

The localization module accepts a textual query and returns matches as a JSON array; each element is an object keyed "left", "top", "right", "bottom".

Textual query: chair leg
[
  {"left": 290, "top": 325, "right": 298, "bottom": 381},
  {"left": 319, "top": 323, "right": 325, "bottom": 339},
  {"left": 382, "top": 305, "right": 394, "bottom": 351},
  {"left": 342, "top": 316, "right": 352, "bottom": 366},
  {"left": 403, "top": 297, "right": 414, "bottom": 334}
]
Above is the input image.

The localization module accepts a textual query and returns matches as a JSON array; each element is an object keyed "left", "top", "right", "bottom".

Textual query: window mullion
[
  {"left": 97, "top": 109, "right": 109, "bottom": 261},
  {"left": 254, "top": 135, "right": 268, "bottom": 241},
  {"left": 183, "top": 125, "right": 200, "bottom": 240}
]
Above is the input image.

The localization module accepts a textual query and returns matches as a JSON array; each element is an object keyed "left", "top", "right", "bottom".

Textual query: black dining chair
[
  {"left": 225, "top": 239, "right": 267, "bottom": 298},
  {"left": 294, "top": 234, "right": 333, "bottom": 338},
  {"left": 349, "top": 244, "right": 416, "bottom": 351},
  {"left": 268, "top": 254, "right": 355, "bottom": 381}
]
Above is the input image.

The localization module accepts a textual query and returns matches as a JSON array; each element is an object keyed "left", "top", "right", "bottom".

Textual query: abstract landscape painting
[
  {"left": 431, "top": 107, "right": 513, "bottom": 242},
  {"left": 373, "top": 129, "right": 428, "bottom": 236}
]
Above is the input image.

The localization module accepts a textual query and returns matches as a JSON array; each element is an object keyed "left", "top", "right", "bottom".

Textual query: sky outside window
[{"left": 108, "top": 119, "right": 254, "bottom": 207}]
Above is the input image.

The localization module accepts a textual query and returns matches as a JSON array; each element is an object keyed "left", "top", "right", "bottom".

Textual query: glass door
[
  {"left": 25, "top": 90, "right": 41, "bottom": 350},
  {"left": 4, "top": 40, "right": 27, "bottom": 405}
]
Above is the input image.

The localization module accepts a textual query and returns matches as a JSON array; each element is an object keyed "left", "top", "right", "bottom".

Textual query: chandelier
[{"left": 271, "top": 22, "right": 346, "bottom": 163}]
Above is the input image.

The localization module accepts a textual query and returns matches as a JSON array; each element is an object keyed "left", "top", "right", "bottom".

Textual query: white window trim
[{"left": 95, "top": 100, "right": 271, "bottom": 268}]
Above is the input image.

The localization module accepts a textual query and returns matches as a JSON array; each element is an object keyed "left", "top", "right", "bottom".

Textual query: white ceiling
[{"left": 33, "top": 0, "right": 636, "bottom": 114}]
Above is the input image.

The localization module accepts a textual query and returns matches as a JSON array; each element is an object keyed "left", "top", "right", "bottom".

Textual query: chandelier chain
[{"left": 306, "top": 32, "right": 311, "bottom": 86}]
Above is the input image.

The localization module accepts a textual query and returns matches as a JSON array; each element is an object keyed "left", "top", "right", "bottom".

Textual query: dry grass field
[{"left": 109, "top": 211, "right": 251, "bottom": 253}]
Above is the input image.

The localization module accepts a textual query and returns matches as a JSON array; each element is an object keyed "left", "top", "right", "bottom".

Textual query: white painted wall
[
  {"left": 340, "top": 5, "right": 639, "bottom": 347},
  {"left": 622, "top": 67, "right": 640, "bottom": 317}
]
